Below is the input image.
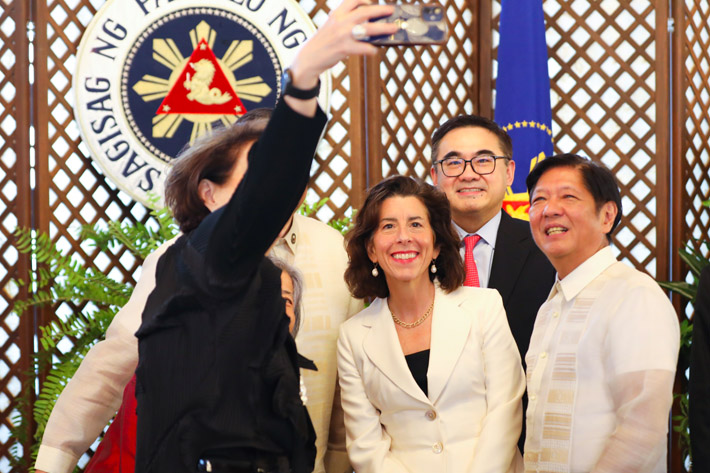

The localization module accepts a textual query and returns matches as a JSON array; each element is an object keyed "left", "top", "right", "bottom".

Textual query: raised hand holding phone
[
  {"left": 364, "top": 3, "right": 448, "bottom": 46},
  {"left": 284, "top": 0, "right": 398, "bottom": 115}
]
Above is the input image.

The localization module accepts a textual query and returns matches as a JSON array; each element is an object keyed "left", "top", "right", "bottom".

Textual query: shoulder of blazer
[{"left": 443, "top": 286, "right": 503, "bottom": 312}]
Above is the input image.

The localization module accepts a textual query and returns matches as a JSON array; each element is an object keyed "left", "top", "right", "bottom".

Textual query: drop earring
[
  {"left": 371, "top": 262, "right": 379, "bottom": 277},
  {"left": 430, "top": 259, "right": 437, "bottom": 274}
]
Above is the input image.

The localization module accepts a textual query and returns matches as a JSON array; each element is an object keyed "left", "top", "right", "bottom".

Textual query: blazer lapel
[
  {"left": 427, "top": 287, "right": 473, "bottom": 404},
  {"left": 362, "top": 299, "right": 430, "bottom": 404},
  {"left": 489, "top": 212, "right": 529, "bottom": 305}
]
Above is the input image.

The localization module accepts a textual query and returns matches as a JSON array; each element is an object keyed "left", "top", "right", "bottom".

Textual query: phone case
[{"left": 368, "top": 4, "right": 448, "bottom": 46}]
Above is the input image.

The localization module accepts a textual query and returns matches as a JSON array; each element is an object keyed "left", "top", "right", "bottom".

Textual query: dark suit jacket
[
  {"left": 488, "top": 211, "right": 556, "bottom": 366},
  {"left": 690, "top": 265, "right": 710, "bottom": 471}
]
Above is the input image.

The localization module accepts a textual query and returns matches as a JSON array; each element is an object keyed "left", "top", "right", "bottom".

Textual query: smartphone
[{"left": 367, "top": 4, "right": 448, "bottom": 46}]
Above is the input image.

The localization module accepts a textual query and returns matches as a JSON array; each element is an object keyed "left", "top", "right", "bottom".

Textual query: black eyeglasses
[{"left": 433, "top": 155, "right": 509, "bottom": 177}]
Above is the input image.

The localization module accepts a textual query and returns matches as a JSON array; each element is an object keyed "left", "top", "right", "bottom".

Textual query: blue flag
[{"left": 494, "top": 0, "right": 553, "bottom": 218}]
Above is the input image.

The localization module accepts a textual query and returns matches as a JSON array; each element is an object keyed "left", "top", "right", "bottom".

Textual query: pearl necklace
[{"left": 390, "top": 299, "right": 434, "bottom": 329}]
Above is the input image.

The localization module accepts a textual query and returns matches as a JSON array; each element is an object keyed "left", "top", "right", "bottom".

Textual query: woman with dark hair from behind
[
  {"left": 35, "top": 105, "right": 274, "bottom": 473},
  {"left": 132, "top": 2, "right": 399, "bottom": 472},
  {"left": 337, "top": 175, "right": 525, "bottom": 472},
  {"left": 78, "top": 255, "right": 306, "bottom": 473}
]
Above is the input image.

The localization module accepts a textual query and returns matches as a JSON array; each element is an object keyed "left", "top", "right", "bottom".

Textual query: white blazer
[{"left": 337, "top": 286, "right": 525, "bottom": 473}]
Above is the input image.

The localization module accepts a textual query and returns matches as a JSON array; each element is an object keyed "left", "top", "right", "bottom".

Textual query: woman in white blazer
[{"left": 338, "top": 176, "right": 525, "bottom": 473}]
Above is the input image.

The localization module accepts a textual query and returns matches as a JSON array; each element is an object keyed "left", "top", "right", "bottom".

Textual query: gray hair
[{"left": 269, "top": 257, "right": 305, "bottom": 337}]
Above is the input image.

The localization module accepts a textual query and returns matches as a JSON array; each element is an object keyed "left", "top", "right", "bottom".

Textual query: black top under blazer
[{"left": 134, "top": 101, "right": 327, "bottom": 473}]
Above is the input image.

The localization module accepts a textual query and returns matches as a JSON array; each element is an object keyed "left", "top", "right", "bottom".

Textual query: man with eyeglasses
[{"left": 430, "top": 115, "right": 555, "bottom": 452}]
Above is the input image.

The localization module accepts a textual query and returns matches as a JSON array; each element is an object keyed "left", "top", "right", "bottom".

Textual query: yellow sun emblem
[{"left": 131, "top": 20, "right": 272, "bottom": 144}]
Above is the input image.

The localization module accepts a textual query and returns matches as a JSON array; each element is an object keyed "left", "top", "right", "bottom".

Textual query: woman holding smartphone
[{"left": 132, "top": 2, "right": 398, "bottom": 472}]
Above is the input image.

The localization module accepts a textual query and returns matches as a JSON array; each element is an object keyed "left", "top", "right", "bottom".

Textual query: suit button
[
  {"left": 425, "top": 410, "right": 437, "bottom": 420},
  {"left": 540, "top": 352, "right": 547, "bottom": 359},
  {"left": 432, "top": 442, "right": 443, "bottom": 454}
]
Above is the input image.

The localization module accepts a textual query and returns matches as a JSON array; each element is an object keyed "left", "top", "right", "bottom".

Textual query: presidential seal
[{"left": 74, "top": 0, "right": 330, "bottom": 207}]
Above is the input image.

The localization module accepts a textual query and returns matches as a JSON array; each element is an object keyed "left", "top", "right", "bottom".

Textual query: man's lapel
[{"left": 488, "top": 212, "right": 530, "bottom": 304}]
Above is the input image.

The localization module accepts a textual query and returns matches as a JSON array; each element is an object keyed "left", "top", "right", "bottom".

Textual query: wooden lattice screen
[
  {"left": 676, "top": 1, "right": 710, "bottom": 291},
  {"left": 1, "top": 2, "right": 30, "bottom": 471},
  {"left": 375, "top": 0, "right": 485, "bottom": 182},
  {"left": 2, "top": 0, "right": 709, "bottom": 472},
  {"left": 308, "top": 0, "right": 364, "bottom": 223},
  {"left": 369, "top": 0, "right": 673, "bottom": 278},
  {"left": 13, "top": 0, "right": 156, "bottom": 469},
  {"left": 540, "top": 0, "right": 671, "bottom": 279},
  {"left": 673, "top": 1, "right": 710, "bottom": 471}
]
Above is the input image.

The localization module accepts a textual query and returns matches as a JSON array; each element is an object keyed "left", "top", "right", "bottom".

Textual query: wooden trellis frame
[{"left": 1, "top": 1, "right": 708, "bottom": 472}]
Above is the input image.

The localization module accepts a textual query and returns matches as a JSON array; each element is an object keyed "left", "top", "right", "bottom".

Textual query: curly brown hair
[
  {"left": 164, "top": 109, "right": 272, "bottom": 233},
  {"left": 345, "top": 175, "right": 464, "bottom": 299}
]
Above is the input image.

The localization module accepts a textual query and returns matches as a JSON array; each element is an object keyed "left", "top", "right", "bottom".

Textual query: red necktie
[{"left": 463, "top": 234, "right": 482, "bottom": 287}]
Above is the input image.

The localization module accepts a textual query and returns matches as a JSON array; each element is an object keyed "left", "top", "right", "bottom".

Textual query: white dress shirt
[
  {"left": 453, "top": 210, "right": 501, "bottom": 288},
  {"left": 524, "top": 246, "right": 679, "bottom": 473}
]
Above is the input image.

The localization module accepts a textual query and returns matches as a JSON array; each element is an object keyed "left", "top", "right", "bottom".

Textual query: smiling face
[
  {"left": 528, "top": 166, "right": 617, "bottom": 279},
  {"left": 430, "top": 126, "right": 515, "bottom": 233},
  {"left": 367, "top": 196, "right": 440, "bottom": 290}
]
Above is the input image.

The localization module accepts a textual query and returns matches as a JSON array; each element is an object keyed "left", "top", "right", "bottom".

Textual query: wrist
[
  {"left": 284, "top": 62, "right": 320, "bottom": 90},
  {"left": 281, "top": 68, "right": 321, "bottom": 100}
]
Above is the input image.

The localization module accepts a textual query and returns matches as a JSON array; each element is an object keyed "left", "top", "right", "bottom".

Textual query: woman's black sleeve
[{"left": 195, "top": 100, "right": 327, "bottom": 289}]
